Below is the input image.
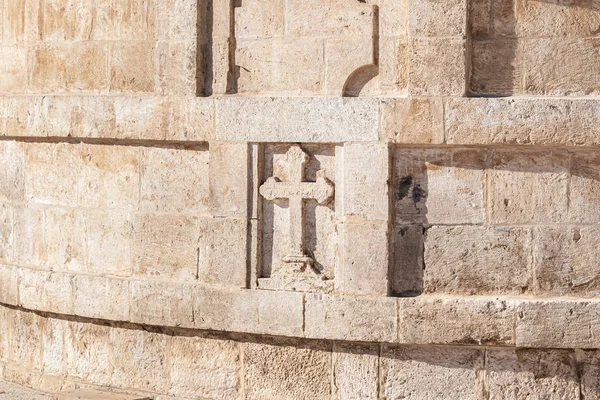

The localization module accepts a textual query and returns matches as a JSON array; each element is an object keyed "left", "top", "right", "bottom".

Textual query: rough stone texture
[{"left": 332, "top": 343, "right": 378, "bottom": 400}]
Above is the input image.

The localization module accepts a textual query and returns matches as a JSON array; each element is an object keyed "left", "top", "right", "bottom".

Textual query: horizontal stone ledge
[
  {"left": 2, "top": 95, "right": 600, "bottom": 146},
  {"left": 4, "top": 264, "right": 600, "bottom": 347}
]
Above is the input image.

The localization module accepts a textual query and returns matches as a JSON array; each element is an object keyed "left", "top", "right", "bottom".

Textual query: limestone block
[
  {"left": 521, "top": 38, "right": 600, "bottom": 96},
  {"left": 42, "top": 318, "right": 66, "bottom": 375},
  {"left": 324, "top": 37, "right": 374, "bottom": 95},
  {"left": 0, "top": 265, "right": 17, "bottom": 305},
  {"left": 0, "top": 46, "right": 27, "bottom": 93},
  {"left": 40, "top": 0, "right": 93, "bottom": 41},
  {"left": 167, "top": 97, "right": 214, "bottom": 141},
  {"left": 95, "top": 0, "right": 155, "bottom": 40},
  {"left": 199, "top": 218, "right": 247, "bottom": 287},
  {"left": 79, "top": 144, "right": 139, "bottom": 209},
  {"left": 25, "top": 142, "right": 80, "bottom": 206},
  {"left": 304, "top": 294, "right": 397, "bottom": 342},
  {"left": 72, "top": 96, "right": 116, "bottom": 139},
  {"left": 286, "top": 0, "right": 373, "bottom": 36},
  {"left": 391, "top": 225, "right": 424, "bottom": 296},
  {"left": 242, "top": 339, "right": 331, "bottom": 400},
  {"left": 215, "top": 97, "right": 379, "bottom": 142},
  {"left": 155, "top": 0, "right": 196, "bottom": 41},
  {"left": 73, "top": 275, "right": 129, "bottom": 321},
  {"left": 515, "top": 0, "right": 600, "bottom": 38},
  {"left": 132, "top": 213, "right": 201, "bottom": 281},
  {"left": 381, "top": 98, "right": 444, "bottom": 144},
  {"left": 64, "top": 321, "right": 112, "bottom": 386},
  {"left": 168, "top": 336, "right": 240, "bottom": 400},
  {"left": 54, "top": 389, "right": 149, "bottom": 400},
  {"left": 12, "top": 206, "right": 45, "bottom": 266},
  {"left": 109, "top": 41, "right": 155, "bottom": 93},
  {"left": 399, "top": 297, "right": 515, "bottom": 345},
  {"left": 19, "top": 269, "right": 74, "bottom": 315},
  {"left": 30, "top": 42, "right": 109, "bottom": 93},
  {"left": 570, "top": 150, "right": 600, "bottom": 223},
  {"left": 110, "top": 328, "right": 167, "bottom": 392},
  {"left": 533, "top": 227, "right": 600, "bottom": 296},
  {"left": 343, "top": 143, "right": 389, "bottom": 221},
  {"left": 490, "top": 150, "right": 569, "bottom": 224},
  {"left": 408, "top": 37, "right": 467, "bottom": 96},
  {"left": 424, "top": 226, "right": 532, "bottom": 295},
  {"left": 332, "top": 343, "right": 378, "bottom": 400},
  {"left": 470, "top": 38, "right": 522, "bottom": 95},
  {"left": 234, "top": 0, "right": 284, "bottom": 39},
  {"left": 380, "top": 0, "right": 408, "bottom": 37},
  {"left": 114, "top": 97, "right": 168, "bottom": 140},
  {"left": 394, "top": 148, "right": 486, "bottom": 225},
  {"left": 378, "top": 37, "right": 408, "bottom": 95},
  {"left": 129, "top": 280, "right": 194, "bottom": 327},
  {"left": 516, "top": 300, "right": 600, "bottom": 348},
  {"left": 581, "top": 351, "right": 600, "bottom": 400},
  {"left": 140, "top": 146, "right": 209, "bottom": 213},
  {"left": 44, "top": 208, "right": 86, "bottom": 272},
  {"left": 8, "top": 310, "right": 42, "bottom": 370},
  {"left": 209, "top": 142, "right": 248, "bottom": 218},
  {"left": 484, "top": 349, "right": 579, "bottom": 400},
  {"left": 0, "top": 141, "right": 24, "bottom": 202},
  {"left": 156, "top": 41, "right": 197, "bottom": 96},
  {"left": 0, "top": 205, "right": 11, "bottom": 263},
  {"left": 4, "top": 97, "right": 46, "bottom": 137},
  {"left": 236, "top": 37, "right": 324, "bottom": 95},
  {"left": 380, "top": 346, "right": 483, "bottom": 400},
  {"left": 408, "top": 0, "right": 467, "bottom": 37},
  {"left": 86, "top": 211, "right": 132, "bottom": 276},
  {"left": 339, "top": 221, "right": 389, "bottom": 296},
  {"left": 469, "top": 0, "right": 491, "bottom": 36}
]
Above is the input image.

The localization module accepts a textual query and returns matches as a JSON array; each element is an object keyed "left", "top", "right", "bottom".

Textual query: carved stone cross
[{"left": 260, "top": 145, "right": 334, "bottom": 273}]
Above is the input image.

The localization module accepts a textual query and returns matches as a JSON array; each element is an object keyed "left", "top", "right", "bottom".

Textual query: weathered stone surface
[
  {"left": 44, "top": 208, "right": 86, "bottom": 272},
  {"left": 54, "top": 389, "right": 149, "bottom": 400},
  {"left": 581, "top": 351, "right": 600, "bottom": 400},
  {"left": 64, "top": 321, "right": 112, "bottom": 386},
  {"left": 381, "top": 98, "right": 444, "bottom": 144},
  {"left": 424, "top": 226, "right": 532, "bottom": 295},
  {"left": 399, "top": 297, "right": 515, "bottom": 345},
  {"left": 209, "top": 142, "right": 249, "bottom": 218},
  {"left": 570, "top": 150, "right": 600, "bottom": 223},
  {"left": 380, "top": 347, "right": 483, "bottom": 400},
  {"left": 129, "top": 280, "right": 194, "bottom": 327},
  {"left": 484, "top": 349, "right": 579, "bottom": 400},
  {"left": 243, "top": 339, "right": 331, "bottom": 400},
  {"left": 332, "top": 343, "right": 378, "bottom": 400},
  {"left": 73, "top": 275, "right": 129, "bottom": 322},
  {"left": 408, "top": 0, "right": 467, "bottom": 37},
  {"left": 85, "top": 211, "right": 132, "bottom": 276},
  {"left": 305, "top": 294, "right": 397, "bottom": 342}
]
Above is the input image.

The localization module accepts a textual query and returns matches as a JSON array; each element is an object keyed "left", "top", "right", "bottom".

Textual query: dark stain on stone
[{"left": 398, "top": 176, "right": 412, "bottom": 200}]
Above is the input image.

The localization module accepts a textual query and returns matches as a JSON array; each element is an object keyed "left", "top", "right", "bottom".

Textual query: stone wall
[{"left": 1, "top": 0, "right": 600, "bottom": 398}]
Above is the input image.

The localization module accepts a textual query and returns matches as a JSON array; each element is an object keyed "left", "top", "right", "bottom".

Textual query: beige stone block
[
  {"left": 521, "top": 38, "right": 600, "bottom": 96},
  {"left": 380, "top": 346, "right": 483, "bottom": 400},
  {"left": 332, "top": 343, "right": 378, "bottom": 400},
  {"left": 325, "top": 36, "right": 374, "bottom": 96},
  {"left": 0, "top": 264, "right": 17, "bottom": 305},
  {"left": 140, "top": 146, "right": 209, "bottom": 213},
  {"left": 490, "top": 150, "right": 569, "bottom": 224},
  {"left": 243, "top": 339, "right": 331, "bottom": 400},
  {"left": 40, "top": 0, "right": 93, "bottom": 41},
  {"left": 491, "top": 0, "right": 516, "bottom": 36},
  {"left": 86, "top": 211, "right": 132, "bottom": 276},
  {"left": 110, "top": 328, "right": 167, "bottom": 392},
  {"left": 236, "top": 37, "right": 324, "bottom": 95},
  {"left": 286, "top": 0, "right": 373, "bottom": 36},
  {"left": 305, "top": 294, "right": 397, "bottom": 342},
  {"left": 54, "top": 389, "right": 150, "bottom": 400},
  {"left": 470, "top": 39, "right": 522, "bottom": 96},
  {"left": 44, "top": 208, "right": 86, "bottom": 272},
  {"left": 485, "top": 349, "right": 579, "bottom": 400},
  {"left": 65, "top": 321, "right": 112, "bottom": 386},
  {"left": 515, "top": 0, "right": 600, "bottom": 37},
  {"left": 30, "top": 42, "right": 109, "bottom": 93},
  {"left": 110, "top": 41, "right": 155, "bottom": 93},
  {"left": 156, "top": 41, "right": 197, "bottom": 96},
  {"left": 215, "top": 97, "right": 379, "bottom": 142},
  {"left": 391, "top": 225, "right": 424, "bottom": 296},
  {"left": 424, "top": 226, "right": 532, "bottom": 295},
  {"left": 12, "top": 206, "right": 45, "bottom": 266},
  {"left": 42, "top": 318, "right": 65, "bottom": 375},
  {"left": 380, "top": 0, "right": 408, "bottom": 37},
  {"left": 339, "top": 221, "right": 389, "bottom": 296},
  {"left": 73, "top": 275, "right": 129, "bottom": 321},
  {"left": 0, "top": 141, "right": 24, "bottom": 202},
  {"left": 408, "top": 0, "right": 467, "bottom": 37},
  {"left": 129, "top": 280, "right": 194, "bottom": 327},
  {"left": 75, "top": 96, "right": 116, "bottom": 138},
  {"left": 132, "top": 214, "right": 201, "bottom": 281},
  {"left": 394, "top": 148, "right": 486, "bottom": 225},
  {"left": 168, "top": 336, "right": 240, "bottom": 400},
  {"left": 408, "top": 37, "right": 467, "bottom": 96},
  {"left": 381, "top": 98, "right": 443, "bottom": 144},
  {"left": 533, "top": 227, "right": 600, "bottom": 296},
  {"left": 0, "top": 205, "right": 11, "bottom": 263},
  {"left": 235, "top": 0, "right": 284, "bottom": 39},
  {"left": 155, "top": 0, "right": 195, "bottom": 41},
  {"left": 199, "top": 218, "right": 247, "bottom": 287},
  {"left": 25, "top": 142, "right": 80, "bottom": 206},
  {"left": 378, "top": 36, "right": 408, "bottom": 95},
  {"left": 19, "top": 269, "right": 74, "bottom": 314},
  {"left": 79, "top": 144, "right": 139, "bottom": 209},
  {"left": 581, "top": 351, "right": 600, "bottom": 400},
  {"left": 209, "top": 142, "right": 248, "bottom": 218},
  {"left": 7, "top": 309, "right": 42, "bottom": 370},
  {"left": 469, "top": 0, "right": 491, "bottom": 36},
  {"left": 1, "top": 0, "right": 25, "bottom": 42},
  {"left": 167, "top": 97, "right": 214, "bottom": 141},
  {"left": 516, "top": 300, "right": 600, "bottom": 348},
  {"left": 399, "top": 297, "right": 515, "bottom": 345},
  {"left": 343, "top": 143, "right": 389, "bottom": 221},
  {"left": 0, "top": 46, "right": 27, "bottom": 93},
  {"left": 95, "top": 0, "right": 155, "bottom": 40},
  {"left": 570, "top": 150, "right": 600, "bottom": 223},
  {"left": 114, "top": 96, "right": 168, "bottom": 140}
]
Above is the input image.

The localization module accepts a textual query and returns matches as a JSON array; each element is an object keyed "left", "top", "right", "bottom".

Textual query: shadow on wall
[{"left": 469, "top": 0, "right": 600, "bottom": 97}]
